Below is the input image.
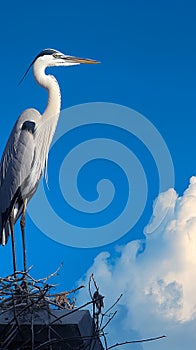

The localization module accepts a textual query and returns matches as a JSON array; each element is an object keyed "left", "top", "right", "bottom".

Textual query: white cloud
[{"left": 77, "top": 176, "right": 196, "bottom": 349}]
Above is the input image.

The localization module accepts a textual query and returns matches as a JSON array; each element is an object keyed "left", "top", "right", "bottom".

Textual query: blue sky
[{"left": 0, "top": 1, "right": 196, "bottom": 349}]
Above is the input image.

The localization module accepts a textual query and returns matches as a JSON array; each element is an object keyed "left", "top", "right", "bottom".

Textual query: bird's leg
[
  {"left": 9, "top": 210, "right": 17, "bottom": 278},
  {"left": 20, "top": 199, "right": 27, "bottom": 274}
]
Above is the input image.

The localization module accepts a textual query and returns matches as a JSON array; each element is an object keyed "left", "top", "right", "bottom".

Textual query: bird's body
[
  {"left": 0, "top": 107, "right": 55, "bottom": 245},
  {"left": 0, "top": 48, "right": 98, "bottom": 273},
  {"left": 0, "top": 56, "right": 62, "bottom": 246}
]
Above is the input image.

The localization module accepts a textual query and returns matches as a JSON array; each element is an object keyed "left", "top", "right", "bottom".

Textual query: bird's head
[
  {"left": 19, "top": 48, "right": 99, "bottom": 83},
  {"left": 34, "top": 48, "right": 99, "bottom": 67}
]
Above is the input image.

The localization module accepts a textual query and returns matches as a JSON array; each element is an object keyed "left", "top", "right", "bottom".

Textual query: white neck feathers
[{"left": 33, "top": 60, "right": 61, "bottom": 120}]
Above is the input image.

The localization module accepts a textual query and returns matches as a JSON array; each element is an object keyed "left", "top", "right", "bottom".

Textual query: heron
[{"left": 0, "top": 48, "right": 99, "bottom": 275}]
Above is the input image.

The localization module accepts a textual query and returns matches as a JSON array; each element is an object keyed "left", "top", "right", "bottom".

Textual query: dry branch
[{"left": 107, "top": 335, "right": 166, "bottom": 349}]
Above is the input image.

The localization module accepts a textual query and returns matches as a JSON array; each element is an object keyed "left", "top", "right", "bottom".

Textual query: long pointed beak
[{"left": 67, "top": 56, "right": 100, "bottom": 64}]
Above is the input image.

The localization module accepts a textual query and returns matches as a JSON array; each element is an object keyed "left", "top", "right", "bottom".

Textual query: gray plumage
[{"left": 0, "top": 108, "right": 49, "bottom": 245}]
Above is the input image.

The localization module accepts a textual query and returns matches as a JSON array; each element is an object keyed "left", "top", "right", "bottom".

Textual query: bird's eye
[{"left": 53, "top": 53, "right": 59, "bottom": 58}]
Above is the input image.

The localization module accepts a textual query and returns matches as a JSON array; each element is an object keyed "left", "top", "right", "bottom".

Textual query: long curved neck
[{"left": 33, "top": 61, "right": 61, "bottom": 120}]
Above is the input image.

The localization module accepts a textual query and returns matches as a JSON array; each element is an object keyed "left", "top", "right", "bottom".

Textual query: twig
[
  {"left": 91, "top": 274, "right": 99, "bottom": 292},
  {"left": 47, "top": 285, "right": 84, "bottom": 297},
  {"left": 102, "top": 333, "right": 108, "bottom": 350},
  {"left": 100, "top": 294, "right": 123, "bottom": 328},
  {"left": 102, "top": 294, "right": 123, "bottom": 318},
  {"left": 41, "top": 262, "right": 64, "bottom": 282},
  {"left": 31, "top": 309, "right": 34, "bottom": 350},
  {"left": 107, "top": 335, "right": 166, "bottom": 349},
  {"left": 101, "top": 310, "right": 118, "bottom": 331},
  {"left": 1, "top": 323, "right": 18, "bottom": 348},
  {"left": 89, "top": 273, "right": 94, "bottom": 301}
]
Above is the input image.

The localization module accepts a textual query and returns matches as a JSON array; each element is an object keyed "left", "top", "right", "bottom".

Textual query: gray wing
[{"left": 0, "top": 108, "right": 41, "bottom": 243}]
